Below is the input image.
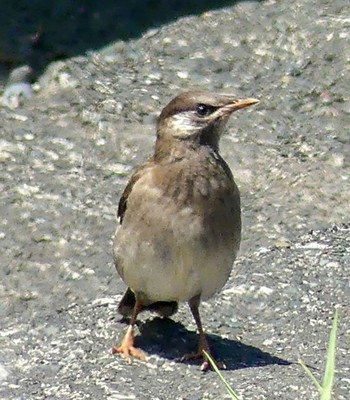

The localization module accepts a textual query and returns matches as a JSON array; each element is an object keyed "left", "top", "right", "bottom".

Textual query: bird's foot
[
  {"left": 181, "top": 351, "right": 225, "bottom": 372},
  {"left": 112, "top": 325, "right": 146, "bottom": 362},
  {"left": 181, "top": 351, "right": 209, "bottom": 371},
  {"left": 112, "top": 343, "right": 145, "bottom": 361}
]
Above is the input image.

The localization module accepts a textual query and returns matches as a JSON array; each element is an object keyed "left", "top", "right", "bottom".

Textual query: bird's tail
[{"left": 118, "top": 287, "right": 178, "bottom": 318}]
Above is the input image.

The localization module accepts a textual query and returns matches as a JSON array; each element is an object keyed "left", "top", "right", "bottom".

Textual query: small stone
[
  {"left": 2, "top": 82, "right": 33, "bottom": 109},
  {"left": 0, "top": 364, "right": 9, "bottom": 381},
  {"left": 177, "top": 71, "right": 189, "bottom": 79}
]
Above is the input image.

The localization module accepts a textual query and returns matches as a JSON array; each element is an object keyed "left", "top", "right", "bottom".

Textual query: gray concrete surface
[{"left": 0, "top": 0, "right": 349, "bottom": 398}]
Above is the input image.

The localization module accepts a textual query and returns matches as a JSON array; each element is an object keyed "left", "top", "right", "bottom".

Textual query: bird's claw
[
  {"left": 180, "top": 351, "right": 225, "bottom": 372},
  {"left": 112, "top": 344, "right": 146, "bottom": 361}
]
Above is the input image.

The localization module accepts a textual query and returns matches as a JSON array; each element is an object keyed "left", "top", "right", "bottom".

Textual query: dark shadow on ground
[
  {"left": 127, "top": 317, "right": 290, "bottom": 370},
  {"left": 0, "top": 0, "right": 263, "bottom": 81}
]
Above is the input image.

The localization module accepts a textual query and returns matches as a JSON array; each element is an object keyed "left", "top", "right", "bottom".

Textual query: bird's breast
[{"left": 114, "top": 152, "right": 241, "bottom": 302}]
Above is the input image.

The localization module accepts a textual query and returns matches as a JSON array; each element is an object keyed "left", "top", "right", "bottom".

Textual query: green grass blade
[
  {"left": 321, "top": 310, "right": 338, "bottom": 400},
  {"left": 203, "top": 350, "right": 241, "bottom": 400},
  {"left": 298, "top": 358, "right": 322, "bottom": 393}
]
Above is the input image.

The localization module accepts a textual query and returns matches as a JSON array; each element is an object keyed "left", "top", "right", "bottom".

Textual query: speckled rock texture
[{"left": 0, "top": 0, "right": 349, "bottom": 399}]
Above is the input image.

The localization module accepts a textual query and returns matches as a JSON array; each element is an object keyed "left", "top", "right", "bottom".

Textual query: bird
[{"left": 112, "top": 90, "right": 259, "bottom": 370}]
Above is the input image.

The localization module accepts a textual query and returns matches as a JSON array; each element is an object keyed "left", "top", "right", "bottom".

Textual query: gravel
[{"left": 0, "top": 0, "right": 349, "bottom": 398}]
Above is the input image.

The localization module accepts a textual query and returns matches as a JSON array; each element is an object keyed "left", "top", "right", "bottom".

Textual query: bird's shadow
[{"left": 119, "top": 316, "right": 290, "bottom": 371}]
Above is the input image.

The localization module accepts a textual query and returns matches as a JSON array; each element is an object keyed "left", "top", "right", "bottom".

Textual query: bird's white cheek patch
[{"left": 170, "top": 112, "right": 202, "bottom": 138}]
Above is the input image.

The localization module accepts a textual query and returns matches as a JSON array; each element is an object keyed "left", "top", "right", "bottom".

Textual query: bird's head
[{"left": 156, "top": 91, "right": 259, "bottom": 154}]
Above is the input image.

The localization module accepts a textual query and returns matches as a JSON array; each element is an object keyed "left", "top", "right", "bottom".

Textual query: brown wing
[{"left": 117, "top": 161, "right": 152, "bottom": 224}]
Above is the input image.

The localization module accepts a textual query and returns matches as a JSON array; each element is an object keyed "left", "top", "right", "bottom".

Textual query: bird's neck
[{"left": 154, "top": 136, "right": 219, "bottom": 164}]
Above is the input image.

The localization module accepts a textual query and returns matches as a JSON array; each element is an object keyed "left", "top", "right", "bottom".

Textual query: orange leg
[
  {"left": 112, "top": 298, "right": 146, "bottom": 362},
  {"left": 182, "top": 295, "right": 219, "bottom": 371}
]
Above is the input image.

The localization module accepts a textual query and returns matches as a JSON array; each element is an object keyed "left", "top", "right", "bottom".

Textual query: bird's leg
[
  {"left": 112, "top": 297, "right": 145, "bottom": 361},
  {"left": 182, "top": 295, "right": 216, "bottom": 371}
]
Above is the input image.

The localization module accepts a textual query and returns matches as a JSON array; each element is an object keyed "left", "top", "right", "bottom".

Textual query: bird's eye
[{"left": 195, "top": 104, "right": 214, "bottom": 117}]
